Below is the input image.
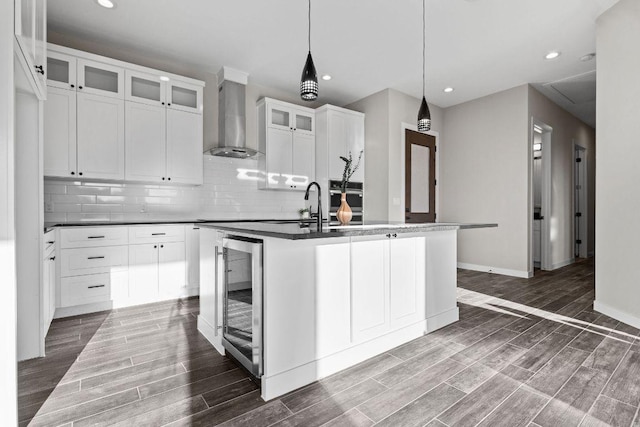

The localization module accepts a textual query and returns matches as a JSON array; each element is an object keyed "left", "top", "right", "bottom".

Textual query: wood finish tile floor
[{"left": 18, "top": 258, "right": 640, "bottom": 426}]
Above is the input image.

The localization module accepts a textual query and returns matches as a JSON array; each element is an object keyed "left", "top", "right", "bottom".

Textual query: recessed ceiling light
[
  {"left": 159, "top": 76, "right": 170, "bottom": 82},
  {"left": 545, "top": 51, "right": 561, "bottom": 60},
  {"left": 443, "top": 87, "right": 454, "bottom": 93},
  {"left": 322, "top": 75, "right": 332, "bottom": 81},
  {"left": 580, "top": 53, "right": 596, "bottom": 62},
  {"left": 96, "top": 0, "right": 115, "bottom": 8}
]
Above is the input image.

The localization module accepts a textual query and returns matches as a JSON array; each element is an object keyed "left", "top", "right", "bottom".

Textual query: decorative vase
[{"left": 336, "top": 193, "right": 352, "bottom": 225}]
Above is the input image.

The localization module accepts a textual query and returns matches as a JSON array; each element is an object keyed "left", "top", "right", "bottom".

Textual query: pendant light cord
[
  {"left": 422, "top": 0, "right": 425, "bottom": 97},
  {"left": 308, "top": 0, "right": 312, "bottom": 52}
]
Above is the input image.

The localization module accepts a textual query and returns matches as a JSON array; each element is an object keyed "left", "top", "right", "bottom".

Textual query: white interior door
[
  {"left": 125, "top": 101, "right": 166, "bottom": 182},
  {"left": 77, "top": 93, "right": 125, "bottom": 180}
]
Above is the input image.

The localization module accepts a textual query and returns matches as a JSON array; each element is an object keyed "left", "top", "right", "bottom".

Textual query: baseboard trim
[
  {"left": 594, "top": 300, "right": 640, "bottom": 330},
  {"left": 551, "top": 258, "right": 575, "bottom": 270},
  {"left": 457, "top": 262, "right": 531, "bottom": 279},
  {"left": 197, "top": 315, "right": 224, "bottom": 355}
]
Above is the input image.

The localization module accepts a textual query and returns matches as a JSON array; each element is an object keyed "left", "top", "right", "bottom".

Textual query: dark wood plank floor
[{"left": 18, "top": 258, "right": 640, "bottom": 426}]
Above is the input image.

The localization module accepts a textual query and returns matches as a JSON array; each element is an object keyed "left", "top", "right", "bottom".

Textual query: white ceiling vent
[{"left": 544, "top": 70, "right": 596, "bottom": 105}]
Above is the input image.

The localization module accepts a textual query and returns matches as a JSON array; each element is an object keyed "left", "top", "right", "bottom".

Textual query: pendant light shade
[
  {"left": 417, "top": 0, "right": 431, "bottom": 132},
  {"left": 300, "top": 0, "right": 318, "bottom": 101},
  {"left": 300, "top": 51, "right": 318, "bottom": 101},
  {"left": 418, "top": 96, "right": 431, "bottom": 132}
]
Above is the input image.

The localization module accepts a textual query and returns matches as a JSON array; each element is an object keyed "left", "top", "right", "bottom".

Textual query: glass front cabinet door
[
  {"left": 167, "top": 81, "right": 203, "bottom": 114},
  {"left": 125, "top": 70, "right": 167, "bottom": 107},
  {"left": 77, "top": 58, "right": 124, "bottom": 99},
  {"left": 47, "top": 51, "right": 77, "bottom": 91}
]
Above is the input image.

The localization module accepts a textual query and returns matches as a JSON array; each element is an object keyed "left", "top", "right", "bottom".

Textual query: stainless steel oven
[
  {"left": 329, "top": 180, "right": 363, "bottom": 225},
  {"left": 222, "top": 235, "right": 263, "bottom": 378}
]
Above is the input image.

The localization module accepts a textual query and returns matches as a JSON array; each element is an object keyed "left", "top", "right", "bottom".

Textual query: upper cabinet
[
  {"left": 315, "top": 105, "right": 365, "bottom": 182},
  {"left": 15, "top": 0, "right": 47, "bottom": 99},
  {"left": 125, "top": 71, "right": 203, "bottom": 114},
  {"left": 44, "top": 44, "right": 204, "bottom": 184},
  {"left": 258, "top": 98, "right": 315, "bottom": 191},
  {"left": 77, "top": 58, "right": 124, "bottom": 99}
]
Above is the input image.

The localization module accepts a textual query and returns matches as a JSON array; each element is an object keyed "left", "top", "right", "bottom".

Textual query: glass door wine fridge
[{"left": 222, "top": 235, "right": 263, "bottom": 378}]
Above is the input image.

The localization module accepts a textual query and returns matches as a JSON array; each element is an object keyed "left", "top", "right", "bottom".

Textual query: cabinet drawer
[
  {"left": 60, "top": 245, "right": 128, "bottom": 277},
  {"left": 60, "top": 227, "right": 128, "bottom": 248},
  {"left": 129, "top": 225, "right": 185, "bottom": 244},
  {"left": 60, "top": 273, "right": 112, "bottom": 307}
]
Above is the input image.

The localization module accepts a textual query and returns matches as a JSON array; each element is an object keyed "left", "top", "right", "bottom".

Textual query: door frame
[
  {"left": 401, "top": 122, "right": 439, "bottom": 223},
  {"left": 530, "top": 118, "right": 553, "bottom": 273},
  {"left": 573, "top": 142, "right": 588, "bottom": 258}
]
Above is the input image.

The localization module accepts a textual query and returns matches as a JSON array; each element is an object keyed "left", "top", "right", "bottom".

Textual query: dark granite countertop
[{"left": 198, "top": 221, "right": 497, "bottom": 240}]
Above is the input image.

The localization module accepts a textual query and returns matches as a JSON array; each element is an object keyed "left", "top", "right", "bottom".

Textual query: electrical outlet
[{"left": 45, "top": 201, "right": 53, "bottom": 212}]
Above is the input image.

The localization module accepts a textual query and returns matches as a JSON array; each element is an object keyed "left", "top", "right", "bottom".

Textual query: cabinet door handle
[
  {"left": 88, "top": 285, "right": 105, "bottom": 289},
  {"left": 160, "top": 244, "right": 164, "bottom": 248},
  {"left": 78, "top": 86, "right": 83, "bottom": 89},
  {"left": 392, "top": 233, "right": 398, "bottom": 238},
  {"left": 154, "top": 245, "right": 157, "bottom": 248},
  {"left": 87, "top": 256, "right": 105, "bottom": 260},
  {"left": 47, "top": 241, "right": 54, "bottom": 244},
  {"left": 70, "top": 84, "right": 75, "bottom": 88},
  {"left": 151, "top": 233, "right": 166, "bottom": 236},
  {"left": 386, "top": 234, "right": 391, "bottom": 238},
  {"left": 49, "top": 256, "right": 55, "bottom": 261},
  {"left": 88, "top": 236, "right": 105, "bottom": 239},
  {"left": 161, "top": 102, "right": 165, "bottom": 105},
  {"left": 71, "top": 171, "right": 75, "bottom": 175},
  {"left": 167, "top": 177, "right": 171, "bottom": 181}
]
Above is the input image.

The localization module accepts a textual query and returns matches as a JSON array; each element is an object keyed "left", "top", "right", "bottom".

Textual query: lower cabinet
[
  {"left": 56, "top": 224, "right": 196, "bottom": 317},
  {"left": 350, "top": 234, "right": 426, "bottom": 342},
  {"left": 128, "top": 242, "right": 186, "bottom": 302},
  {"left": 43, "top": 237, "right": 56, "bottom": 334}
]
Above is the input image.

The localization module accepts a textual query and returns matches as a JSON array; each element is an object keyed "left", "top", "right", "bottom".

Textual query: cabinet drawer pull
[
  {"left": 151, "top": 233, "right": 166, "bottom": 236},
  {"left": 50, "top": 256, "right": 56, "bottom": 261},
  {"left": 87, "top": 256, "right": 105, "bottom": 260},
  {"left": 87, "top": 236, "right": 105, "bottom": 239},
  {"left": 88, "top": 284, "right": 105, "bottom": 289},
  {"left": 47, "top": 241, "right": 55, "bottom": 244}
]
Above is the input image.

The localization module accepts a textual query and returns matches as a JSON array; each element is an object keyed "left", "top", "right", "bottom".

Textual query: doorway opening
[
  {"left": 574, "top": 143, "right": 588, "bottom": 258},
  {"left": 531, "top": 119, "right": 553, "bottom": 273},
  {"left": 404, "top": 129, "right": 436, "bottom": 223}
]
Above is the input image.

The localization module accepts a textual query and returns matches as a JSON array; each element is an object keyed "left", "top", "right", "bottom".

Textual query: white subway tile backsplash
[{"left": 44, "top": 155, "right": 306, "bottom": 223}]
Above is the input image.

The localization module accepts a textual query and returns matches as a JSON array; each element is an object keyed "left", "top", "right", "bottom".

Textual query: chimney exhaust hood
[{"left": 210, "top": 67, "right": 258, "bottom": 159}]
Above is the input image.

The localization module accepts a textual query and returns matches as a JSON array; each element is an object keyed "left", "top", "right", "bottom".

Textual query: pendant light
[
  {"left": 300, "top": 0, "right": 318, "bottom": 101},
  {"left": 417, "top": 0, "right": 431, "bottom": 132}
]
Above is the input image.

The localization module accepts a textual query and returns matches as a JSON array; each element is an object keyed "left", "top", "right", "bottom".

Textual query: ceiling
[{"left": 48, "top": 0, "right": 618, "bottom": 126}]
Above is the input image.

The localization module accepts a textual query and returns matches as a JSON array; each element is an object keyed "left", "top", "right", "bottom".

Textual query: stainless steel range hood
[{"left": 210, "top": 67, "right": 257, "bottom": 158}]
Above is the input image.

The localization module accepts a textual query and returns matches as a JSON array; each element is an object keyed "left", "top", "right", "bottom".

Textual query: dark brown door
[{"left": 405, "top": 129, "right": 436, "bottom": 223}]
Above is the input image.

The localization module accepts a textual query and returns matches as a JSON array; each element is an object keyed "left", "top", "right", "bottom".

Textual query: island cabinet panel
[
  {"left": 425, "top": 230, "right": 458, "bottom": 325},
  {"left": 315, "top": 242, "right": 351, "bottom": 358},
  {"left": 389, "top": 236, "right": 426, "bottom": 330},
  {"left": 350, "top": 237, "right": 389, "bottom": 342}
]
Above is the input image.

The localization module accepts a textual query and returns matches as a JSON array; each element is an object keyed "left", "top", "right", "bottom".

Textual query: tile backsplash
[{"left": 44, "top": 155, "right": 306, "bottom": 223}]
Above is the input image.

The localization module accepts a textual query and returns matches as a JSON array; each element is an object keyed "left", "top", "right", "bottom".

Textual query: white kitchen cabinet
[
  {"left": 125, "top": 102, "right": 167, "bottom": 182},
  {"left": 351, "top": 237, "right": 389, "bottom": 342},
  {"left": 43, "top": 87, "right": 76, "bottom": 177},
  {"left": 125, "top": 71, "right": 202, "bottom": 114},
  {"left": 15, "top": 0, "right": 47, "bottom": 99},
  {"left": 316, "top": 105, "right": 365, "bottom": 182},
  {"left": 44, "top": 45, "right": 204, "bottom": 184},
  {"left": 167, "top": 80, "right": 203, "bottom": 114},
  {"left": 129, "top": 241, "right": 186, "bottom": 302},
  {"left": 166, "top": 109, "right": 203, "bottom": 184},
  {"left": 258, "top": 98, "right": 315, "bottom": 191},
  {"left": 77, "top": 58, "right": 124, "bottom": 99},
  {"left": 76, "top": 92, "right": 125, "bottom": 180},
  {"left": 186, "top": 226, "right": 200, "bottom": 288},
  {"left": 46, "top": 50, "right": 77, "bottom": 91},
  {"left": 159, "top": 241, "right": 187, "bottom": 297},
  {"left": 350, "top": 234, "right": 425, "bottom": 342},
  {"left": 43, "top": 234, "right": 56, "bottom": 335}
]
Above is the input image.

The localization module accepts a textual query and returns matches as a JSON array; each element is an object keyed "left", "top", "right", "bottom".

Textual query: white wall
[
  {"left": 594, "top": 0, "right": 640, "bottom": 327},
  {"left": 45, "top": 155, "right": 306, "bottom": 223},
  {"left": 347, "top": 89, "right": 444, "bottom": 222},
  {"left": 1, "top": 0, "right": 18, "bottom": 422},
  {"left": 440, "top": 85, "right": 530, "bottom": 276},
  {"left": 528, "top": 86, "right": 596, "bottom": 265}
]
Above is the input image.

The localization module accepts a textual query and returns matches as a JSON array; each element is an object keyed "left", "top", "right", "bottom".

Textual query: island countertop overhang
[{"left": 198, "top": 221, "right": 497, "bottom": 240}]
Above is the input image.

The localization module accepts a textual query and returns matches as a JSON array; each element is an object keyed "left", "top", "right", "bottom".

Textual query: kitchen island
[{"left": 197, "top": 221, "right": 495, "bottom": 400}]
